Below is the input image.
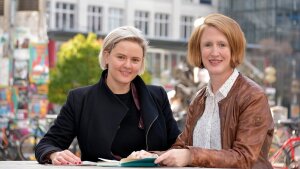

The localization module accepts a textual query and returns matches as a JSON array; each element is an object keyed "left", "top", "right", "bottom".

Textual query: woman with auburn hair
[
  {"left": 131, "top": 13, "right": 274, "bottom": 169},
  {"left": 156, "top": 13, "right": 274, "bottom": 169}
]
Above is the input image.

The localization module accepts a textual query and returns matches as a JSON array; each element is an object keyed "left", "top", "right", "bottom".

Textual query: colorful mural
[{"left": 29, "top": 43, "right": 49, "bottom": 85}]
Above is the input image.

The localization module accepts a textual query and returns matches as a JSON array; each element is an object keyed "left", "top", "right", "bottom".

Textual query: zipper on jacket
[{"left": 145, "top": 115, "right": 158, "bottom": 151}]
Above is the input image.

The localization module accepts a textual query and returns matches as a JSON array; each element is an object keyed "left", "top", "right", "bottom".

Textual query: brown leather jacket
[{"left": 172, "top": 74, "right": 274, "bottom": 169}]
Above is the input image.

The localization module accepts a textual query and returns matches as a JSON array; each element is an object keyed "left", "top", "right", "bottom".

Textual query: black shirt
[{"left": 111, "top": 90, "right": 146, "bottom": 158}]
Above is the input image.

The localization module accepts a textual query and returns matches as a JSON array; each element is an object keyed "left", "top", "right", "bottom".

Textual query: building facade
[
  {"left": 219, "top": 0, "right": 300, "bottom": 51},
  {"left": 45, "top": 0, "right": 217, "bottom": 87},
  {"left": 218, "top": 0, "right": 300, "bottom": 116}
]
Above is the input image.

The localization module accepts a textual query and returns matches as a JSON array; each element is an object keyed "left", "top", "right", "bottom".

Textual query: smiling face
[
  {"left": 104, "top": 40, "right": 144, "bottom": 93},
  {"left": 200, "top": 26, "right": 233, "bottom": 79}
]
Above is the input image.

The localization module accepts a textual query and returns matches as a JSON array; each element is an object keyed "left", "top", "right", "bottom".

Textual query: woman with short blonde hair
[
  {"left": 99, "top": 26, "right": 148, "bottom": 74},
  {"left": 35, "top": 26, "right": 180, "bottom": 165}
]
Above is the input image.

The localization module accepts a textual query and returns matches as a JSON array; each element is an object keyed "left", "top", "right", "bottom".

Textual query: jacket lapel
[{"left": 132, "top": 77, "right": 159, "bottom": 135}]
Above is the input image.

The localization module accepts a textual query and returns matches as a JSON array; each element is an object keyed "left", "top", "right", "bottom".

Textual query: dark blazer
[{"left": 35, "top": 70, "right": 180, "bottom": 163}]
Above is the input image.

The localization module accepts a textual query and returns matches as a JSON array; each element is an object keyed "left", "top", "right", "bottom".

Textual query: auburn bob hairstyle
[{"left": 187, "top": 13, "right": 246, "bottom": 68}]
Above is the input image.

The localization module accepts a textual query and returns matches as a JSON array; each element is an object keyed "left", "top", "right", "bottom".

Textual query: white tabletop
[{"left": 0, "top": 161, "right": 236, "bottom": 169}]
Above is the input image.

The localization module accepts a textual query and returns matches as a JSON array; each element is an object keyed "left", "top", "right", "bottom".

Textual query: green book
[{"left": 97, "top": 157, "right": 158, "bottom": 167}]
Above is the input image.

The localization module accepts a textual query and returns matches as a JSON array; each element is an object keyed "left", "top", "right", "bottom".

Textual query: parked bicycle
[
  {"left": 0, "top": 115, "right": 24, "bottom": 160},
  {"left": 269, "top": 119, "right": 300, "bottom": 169},
  {"left": 18, "top": 115, "right": 46, "bottom": 160},
  {"left": 18, "top": 114, "right": 80, "bottom": 160}
]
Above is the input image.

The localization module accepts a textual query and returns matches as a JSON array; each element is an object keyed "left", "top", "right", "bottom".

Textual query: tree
[{"left": 48, "top": 33, "right": 102, "bottom": 104}]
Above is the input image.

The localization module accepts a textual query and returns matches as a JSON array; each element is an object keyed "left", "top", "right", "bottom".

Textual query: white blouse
[{"left": 193, "top": 69, "right": 239, "bottom": 149}]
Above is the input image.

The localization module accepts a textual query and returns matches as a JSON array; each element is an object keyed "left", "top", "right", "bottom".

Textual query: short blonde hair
[
  {"left": 188, "top": 13, "right": 246, "bottom": 68},
  {"left": 99, "top": 26, "right": 148, "bottom": 74}
]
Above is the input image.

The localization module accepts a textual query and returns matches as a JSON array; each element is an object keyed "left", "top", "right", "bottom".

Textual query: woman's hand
[
  {"left": 50, "top": 150, "right": 81, "bottom": 165},
  {"left": 154, "top": 149, "right": 191, "bottom": 167},
  {"left": 127, "top": 150, "right": 158, "bottom": 159}
]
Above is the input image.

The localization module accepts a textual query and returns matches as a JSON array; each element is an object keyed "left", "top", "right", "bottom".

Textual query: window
[
  {"left": 147, "top": 51, "right": 187, "bottom": 82},
  {"left": 180, "top": 16, "right": 194, "bottom": 40},
  {"left": 55, "top": 2, "right": 76, "bottom": 30},
  {"left": 154, "top": 53, "right": 161, "bottom": 77},
  {"left": 18, "top": 0, "right": 39, "bottom": 11},
  {"left": 0, "top": 0, "right": 4, "bottom": 16},
  {"left": 182, "top": 0, "right": 193, "bottom": 3},
  {"left": 200, "top": 0, "right": 211, "bottom": 5},
  {"left": 108, "top": 8, "right": 123, "bottom": 31},
  {"left": 46, "top": 0, "right": 50, "bottom": 27},
  {"left": 154, "top": 13, "right": 170, "bottom": 38},
  {"left": 87, "top": 6, "right": 103, "bottom": 33},
  {"left": 134, "top": 10, "right": 150, "bottom": 36}
]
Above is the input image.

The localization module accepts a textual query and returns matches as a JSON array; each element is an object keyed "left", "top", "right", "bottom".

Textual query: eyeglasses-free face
[
  {"left": 200, "top": 26, "right": 233, "bottom": 80},
  {"left": 104, "top": 40, "right": 144, "bottom": 94}
]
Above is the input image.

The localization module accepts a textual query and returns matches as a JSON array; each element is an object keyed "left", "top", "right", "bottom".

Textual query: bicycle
[
  {"left": 18, "top": 115, "right": 45, "bottom": 160},
  {"left": 269, "top": 119, "right": 300, "bottom": 169},
  {"left": 0, "top": 115, "right": 23, "bottom": 160},
  {"left": 18, "top": 114, "right": 81, "bottom": 160}
]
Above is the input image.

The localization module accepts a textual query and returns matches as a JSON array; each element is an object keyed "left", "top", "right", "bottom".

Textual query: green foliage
[
  {"left": 48, "top": 33, "right": 102, "bottom": 104},
  {"left": 140, "top": 70, "right": 152, "bottom": 84}
]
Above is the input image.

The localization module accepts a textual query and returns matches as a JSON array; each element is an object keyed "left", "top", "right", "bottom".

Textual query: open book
[{"left": 97, "top": 157, "right": 158, "bottom": 167}]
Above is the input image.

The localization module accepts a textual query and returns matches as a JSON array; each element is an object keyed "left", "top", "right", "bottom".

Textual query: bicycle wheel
[
  {"left": 7, "top": 143, "right": 19, "bottom": 160},
  {"left": 0, "top": 147, "right": 5, "bottom": 160},
  {"left": 269, "top": 143, "right": 290, "bottom": 168},
  {"left": 18, "top": 134, "right": 42, "bottom": 160}
]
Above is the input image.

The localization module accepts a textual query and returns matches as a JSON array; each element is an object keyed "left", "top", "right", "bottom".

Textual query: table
[{"left": 0, "top": 161, "right": 235, "bottom": 169}]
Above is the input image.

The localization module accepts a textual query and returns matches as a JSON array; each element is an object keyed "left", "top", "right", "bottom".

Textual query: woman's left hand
[{"left": 154, "top": 149, "right": 191, "bottom": 167}]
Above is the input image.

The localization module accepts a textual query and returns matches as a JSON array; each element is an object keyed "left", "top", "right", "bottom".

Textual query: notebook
[{"left": 97, "top": 157, "right": 158, "bottom": 167}]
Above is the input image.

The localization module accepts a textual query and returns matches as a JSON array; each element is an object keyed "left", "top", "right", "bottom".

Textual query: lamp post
[
  {"left": 291, "top": 59, "right": 300, "bottom": 118},
  {"left": 8, "top": 0, "right": 17, "bottom": 86},
  {"left": 264, "top": 66, "right": 277, "bottom": 106}
]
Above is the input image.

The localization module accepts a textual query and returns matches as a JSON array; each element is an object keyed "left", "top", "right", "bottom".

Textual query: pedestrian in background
[{"left": 35, "top": 26, "right": 180, "bottom": 165}]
